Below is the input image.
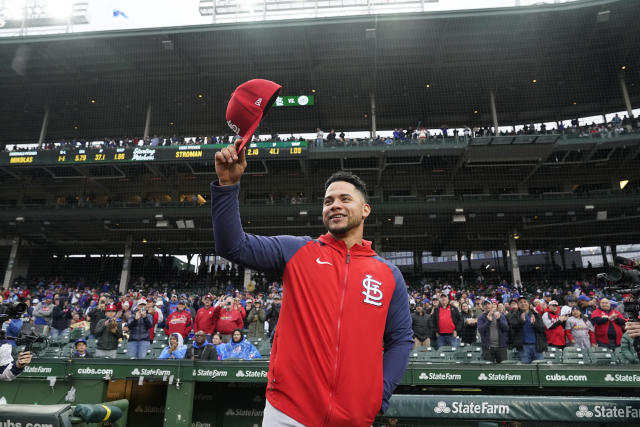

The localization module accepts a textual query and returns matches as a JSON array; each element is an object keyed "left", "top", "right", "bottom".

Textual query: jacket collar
[{"left": 318, "top": 232, "right": 376, "bottom": 257}]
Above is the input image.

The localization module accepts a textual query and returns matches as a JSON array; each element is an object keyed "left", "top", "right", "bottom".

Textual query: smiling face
[{"left": 322, "top": 181, "right": 370, "bottom": 240}]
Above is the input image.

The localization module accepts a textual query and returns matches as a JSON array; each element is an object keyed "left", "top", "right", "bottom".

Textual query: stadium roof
[{"left": 0, "top": 0, "right": 639, "bottom": 143}]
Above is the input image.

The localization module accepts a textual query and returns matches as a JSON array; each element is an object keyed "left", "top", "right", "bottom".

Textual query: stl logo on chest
[{"left": 362, "top": 275, "right": 383, "bottom": 307}]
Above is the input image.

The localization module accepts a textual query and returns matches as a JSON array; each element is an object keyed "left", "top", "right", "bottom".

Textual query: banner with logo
[
  {"left": 70, "top": 360, "right": 177, "bottom": 380},
  {"left": 538, "top": 366, "right": 640, "bottom": 388},
  {"left": 385, "top": 395, "right": 640, "bottom": 423},
  {"left": 20, "top": 361, "right": 67, "bottom": 378},
  {"left": 412, "top": 366, "right": 535, "bottom": 386},
  {"left": 184, "top": 362, "right": 270, "bottom": 382}
]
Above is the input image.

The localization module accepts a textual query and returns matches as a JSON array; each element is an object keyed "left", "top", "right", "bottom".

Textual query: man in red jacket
[
  {"left": 194, "top": 294, "right": 216, "bottom": 340},
  {"left": 212, "top": 136, "right": 412, "bottom": 426},
  {"left": 542, "top": 300, "right": 568, "bottom": 349},
  {"left": 213, "top": 296, "right": 243, "bottom": 341},
  {"left": 591, "top": 298, "right": 627, "bottom": 350},
  {"left": 165, "top": 299, "right": 193, "bottom": 339}
]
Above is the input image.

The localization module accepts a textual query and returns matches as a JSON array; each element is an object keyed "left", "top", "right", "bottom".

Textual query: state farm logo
[
  {"left": 477, "top": 372, "right": 522, "bottom": 381},
  {"left": 576, "top": 405, "right": 594, "bottom": 418},
  {"left": 224, "top": 408, "right": 264, "bottom": 416},
  {"left": 604, "top": 373, "right": 640, "bottom": 382},
  {"left": 419, "top": 372, "right": 462, "bottom": 381},
  {"left": 434, "top": 401, "right": 451, "bottom": 414},
  {"left": 193, "top": 369, "right": 228, "bottom": 378},
  {"left": 23, "top": 365, "right": 52, "bottom": 374},
  {"left": 235, "top": 370, "right": 267, "bottom": 378},
  {"left": 131, "top": 368, "right": 171, "bottom": 376}
]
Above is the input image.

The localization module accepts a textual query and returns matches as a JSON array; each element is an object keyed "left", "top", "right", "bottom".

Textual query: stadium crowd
[
  {"left": 3, "top": 114, "right": 639, "bottom": 152},
  {"left": 0, "top": 272, "right": 637, "bottom": 364}
]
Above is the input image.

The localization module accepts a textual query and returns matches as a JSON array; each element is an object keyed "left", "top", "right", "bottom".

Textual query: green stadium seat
[
  {"left": 437, "top": 346, "right": 457, "bottom": 353},
  {"left": 591, "top": 352, "right": 616, "bottom": 365}
]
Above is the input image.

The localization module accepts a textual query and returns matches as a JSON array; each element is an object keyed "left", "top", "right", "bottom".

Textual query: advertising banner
[{"left": 385, "top": 395, "right": 640, "bottom": 423}]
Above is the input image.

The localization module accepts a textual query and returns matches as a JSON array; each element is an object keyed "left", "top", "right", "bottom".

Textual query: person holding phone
[{"left": 127, "top": 299, "right": 153, "bottom": 358}]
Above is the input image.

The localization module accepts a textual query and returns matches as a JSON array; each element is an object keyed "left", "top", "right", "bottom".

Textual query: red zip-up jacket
[
  {"left": 211, "top": 182, "right": 413, "bottom": 427},
  {"left": 590, "top": 308, "right": 627, "bottom": 346},
  {"left": 194, "top": 306, "right": 216, "bottom": 335},
  {"left": 164, "top": 310, "right": 192, "bottom": 339},
  {"left": 542, "top": 310, "right": 568, "bottom": 346}
]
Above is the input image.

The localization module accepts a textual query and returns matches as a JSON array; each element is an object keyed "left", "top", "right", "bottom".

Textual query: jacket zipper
[{"left": 324, "top": 250, "right": 350, "bottom": 426}]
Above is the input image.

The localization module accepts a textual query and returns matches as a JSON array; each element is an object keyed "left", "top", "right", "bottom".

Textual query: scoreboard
[{"left": 2, "top": 141, "right": 307, "bottom": 166}]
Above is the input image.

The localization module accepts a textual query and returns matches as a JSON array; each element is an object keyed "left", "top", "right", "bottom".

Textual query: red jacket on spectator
[
  {"left": 542, "top": 310, "right": 568, "bottom": 346},
  {"left": 149, "top": 310, "right": 160, "bottom": 341},
  {"left": 591, "top": 308, "right": 627, "bottom": 346},
  {"left": 165, "top": 309, "right": 193, "bottom": 339},
  {"left": 213, "top": 305, "right": 244, "bottom": 334},
  {"left": 194, "top": 306, "right": 217, "bottom": 334}
]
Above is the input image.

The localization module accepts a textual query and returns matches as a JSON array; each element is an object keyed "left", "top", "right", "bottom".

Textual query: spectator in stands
[
  {"left": 69, "top": 311, "right": 89, "bottom": 333},
  {"left": 458, "top": 302, "right": 478, "bottom": 345},
  {"left": 158, "top": 332, "right": 187, "bottom": 360},
  {"left": 186, "top": 330, "right": 218, "bottom": 361},
  {"left": 433, "top": 294, "right": 461, "bottom": 347},
  {"left": 165, "top": 298, "right": 193, "bottom": 340},
  {"left": 542, "top": 300, "right": 569, "bottom": 349},
  {"left": 591, "top": 298, "right": 627, "bottom": 350},
  {"left": 327, "top": 129, "right": 336, "bottom": 146},
  {"left": 246, "top": 299, "right": 266, "bottom": 339},
  {"left": 565, "top": 307, "right": 595, "bottom": 350},
  {"left": 95, "top": 304, "right": 123, "bottom": 359},
  {"left": 316, "top": 128, "right": 324, "bottom": 148},
  {"left": 33, "top": 295, "right": 54, "bottom": 328},
  {"left": 578, "top": 295, "right": 595, "bottom": 318},
  {"left": 194, "top": 294, "right": 216, "bottom": 341},
  {"left": 477, "top": 300, "right": 509, "bottom": 363},
  {"left": 508, "top": 297, "right": 547, "bottom": 363},
  {"left": 214, "top": 296, "right": 244, "bottom": 342},
  {"left": 211, "top": 332, "right": 224, "bottom": 358},
  {"left": 266, "top": 295, "right": 281, "bottom": 343},
  {"left": 411, "top": 303, "right": 432, "bottom": 349},
  {"left": 127, "top": 299, "right": 153, "bottom": 359},
  {"left": 50, "top": 296, "right": 72, "bottom": 337},
  {"left": 72, "top": 338, "right": 92, "bottom": 358},
  {"left": 621, "top": 329, "right": 639, "bottom": 363},
  {"left": 216, "top": 329, "right": 261, "bottom": 360},
  {"left": 87, "top": 299, "right": 106, "bottom": 339}
]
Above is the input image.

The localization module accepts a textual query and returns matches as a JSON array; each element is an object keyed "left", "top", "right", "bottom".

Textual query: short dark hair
[{"left": 324, "top": 171, "right": 369, "bottom": 203}]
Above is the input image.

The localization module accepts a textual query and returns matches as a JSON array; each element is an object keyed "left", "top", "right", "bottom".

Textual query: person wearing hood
[
  {"left": 33, "top": 295, "right": 54, "bottom": 327},
  {"left": 186, "top": 330, "right": 218, "bottom": 360},
  {"left": 216, "top": 329, "right": 261, "bottom": 361},
  {"left": 158, "top": 332, "right": 187, "bottom": 359},
  {"left": 51, "top": 296, "right": 72, "bottom": 337}
]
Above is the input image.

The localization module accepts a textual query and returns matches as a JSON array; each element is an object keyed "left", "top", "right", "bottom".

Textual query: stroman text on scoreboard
[{"left": 2, "top": 141, "right": 307, "bottom": 166}]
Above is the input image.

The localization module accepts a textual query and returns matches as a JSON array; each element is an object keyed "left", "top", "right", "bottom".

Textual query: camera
[{"left": 0, "top": 302, "right": 27, "bottom": 323}]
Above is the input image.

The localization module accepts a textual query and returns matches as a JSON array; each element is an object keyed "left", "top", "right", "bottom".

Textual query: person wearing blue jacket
[
  {"left": 216, "top": 329, "right": 261, "bottom": 360},
  {"left": 158, "top": 332, "right": 187, "bottom": 359},
  {"left": 126, "top": 300, "right": 153, "bottom": 359},
  {"left": 477, "top": 300, "right": 510, "bottom": 363}
]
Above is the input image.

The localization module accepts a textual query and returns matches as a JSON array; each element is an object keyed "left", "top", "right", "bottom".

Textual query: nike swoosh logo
[{"left": 316, "top": 258, "right": 333, "bottom": 266}]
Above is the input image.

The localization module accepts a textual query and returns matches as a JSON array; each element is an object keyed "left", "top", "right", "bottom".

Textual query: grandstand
[{"left": 1, "top": 0, "right": 640, "bottom": 426}]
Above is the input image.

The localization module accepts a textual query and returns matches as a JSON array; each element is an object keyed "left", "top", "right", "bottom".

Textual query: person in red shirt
[
  {"left": 194, "top": 294, "right": 217, "bottom": 340},
  {"left": 432, "top": 293, "right": 462, "bottom": 347},
  {"left": 542, "top": 300, "right": 569, "bottom": 349},
  {"left": 165, "top": 299, "right": 193, "bottom": 339},
  {"left": 213, "top": 296, "right": 244, "bottom": 341},
  {"left": 591, "top": 298, "right": 627, "bottom": 350}
]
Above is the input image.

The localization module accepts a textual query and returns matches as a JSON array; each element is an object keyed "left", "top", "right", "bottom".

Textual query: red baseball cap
[
  {"left": 105, "top": 304, "right": 117, "bottom": 312},
  {"left": 226, "top": 79, "right": 282, "bottom": 152}
]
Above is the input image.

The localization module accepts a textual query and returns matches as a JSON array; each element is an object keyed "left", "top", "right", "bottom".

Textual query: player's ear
[{"left": 362, "top": 203, "right": 371, "bottom": 220}]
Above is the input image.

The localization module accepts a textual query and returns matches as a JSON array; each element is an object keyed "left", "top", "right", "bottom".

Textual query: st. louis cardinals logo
[{"left": 362, "top": 274, "right": 383, "bottom": 306}]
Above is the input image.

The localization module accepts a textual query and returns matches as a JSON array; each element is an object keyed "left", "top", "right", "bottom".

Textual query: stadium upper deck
[{"left": 0, "top": 0, "right": 638, "bottom": 143}]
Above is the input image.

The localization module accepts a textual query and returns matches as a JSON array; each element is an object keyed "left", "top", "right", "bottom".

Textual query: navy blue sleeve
[
  {"left": 378, "top": 260, "right": 413, "bottom": 414},
  {"left": 210, "top": 181, "right": 310, "bottom": 273}
]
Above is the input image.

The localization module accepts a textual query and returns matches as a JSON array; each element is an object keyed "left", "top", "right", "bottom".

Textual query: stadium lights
[
  {"left": 584, "top": 204, "right": 594, "bottom": 210},
  {"left": 452, "top": 214, "right": 466, "bottom": 223},
  {"left": 15, "top": 216, "right": 24, "bottom": 222},
  {"left": 156, "top": 220, "right": 168, "bottom": 228},
  {"left": 185, "top": 219, "right": 195, "bottom": 229},
  {"left": 620, "top": 180, "right": 629, "bottom": 190},
  {"left": 299, "top": 210, "right": 308, "bottom": 216},
  {"left": 394, "top": 216, "right": 403, "bottom": 226},
  {"left": 621, "top": 65, "right": 627, "bottom": 70},
  {"left": 512, "top": 232, "right": 520, "bottom": 240},
  {"left": 597, "top": 211, "right": 607, "bottom": 221},
  {"left": 532, "top": 79, "right": 537, "bottom": 83},
  {"left": 142, "top": 238, "right": 148, "bottom": 243},
  {"left": 176, "top": 220, "right": 186, "bottom": 229},
  {"left": 154, "top": 213, "right": 164, "bottom": 219},
  {"left": 455, "top": 208, "right": 464, "bottom": 213}
]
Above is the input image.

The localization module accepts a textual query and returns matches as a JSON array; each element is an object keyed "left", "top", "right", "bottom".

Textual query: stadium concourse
[{"left": 1, "top": 0, "right": 640, "bottom": 426}]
